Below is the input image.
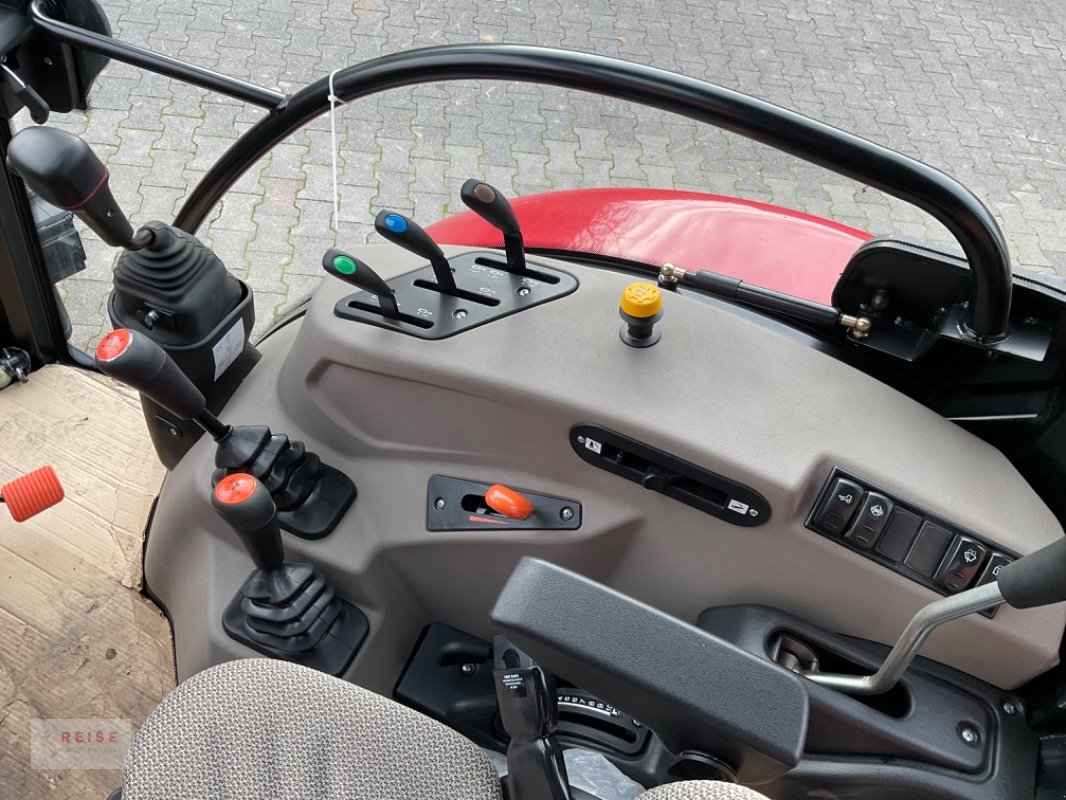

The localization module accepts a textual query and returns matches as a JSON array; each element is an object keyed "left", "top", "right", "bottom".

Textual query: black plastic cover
[{"left": 490, "top": 558, "right": 808, "bottom": 784}]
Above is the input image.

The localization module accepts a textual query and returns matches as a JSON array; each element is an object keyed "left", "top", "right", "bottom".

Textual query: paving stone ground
[{"left": 34, "top": 0, "right": 1066, "bottom": 351}]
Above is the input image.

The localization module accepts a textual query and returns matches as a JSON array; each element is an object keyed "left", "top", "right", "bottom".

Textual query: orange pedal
[
  {"left": 2, "top": 465, "right": 64, "bottom": 522},
  {"left": 484, "top": 484, "right": 535, "bottom": 520}
]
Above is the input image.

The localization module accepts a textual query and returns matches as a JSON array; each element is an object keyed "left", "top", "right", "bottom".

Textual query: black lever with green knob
[{"left": 322, "top": 248, "right": 401, "bottom": 320}]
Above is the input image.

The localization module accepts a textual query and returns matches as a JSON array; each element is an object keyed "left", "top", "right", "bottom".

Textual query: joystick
[
  {"left": 8, "top": 126, "right": 256, "bottom": 470},
  {"left": 460, "top": 179, "right": 528, "bottom": 276},
  {"left": 95, "top": 329, "right": 356, "bottom": 539},
  {"left": 212, "top": 473, "right": 367, "bottom": 675}
]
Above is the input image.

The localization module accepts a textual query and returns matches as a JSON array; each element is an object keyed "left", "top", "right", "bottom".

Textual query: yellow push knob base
[{"left": 619, "top": 281, "right": 663, "bottom": 348}]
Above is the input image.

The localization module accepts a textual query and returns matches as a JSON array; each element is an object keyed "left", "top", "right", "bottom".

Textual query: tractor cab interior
[{"left": 2, "top": 3, "right": 1066, "bottom": 800}]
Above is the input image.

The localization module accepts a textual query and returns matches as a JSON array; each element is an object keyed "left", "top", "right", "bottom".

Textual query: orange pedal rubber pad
[{"left": 2, "top": 465, "right": 64, "bottom": 522}]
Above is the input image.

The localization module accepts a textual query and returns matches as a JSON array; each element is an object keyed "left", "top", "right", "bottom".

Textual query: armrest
[{"left": 490, "top": 558, "right": 809, "bottom": 784}]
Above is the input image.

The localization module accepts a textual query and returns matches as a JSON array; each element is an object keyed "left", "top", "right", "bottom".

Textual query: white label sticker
[
  {"left": 584, "top": 438, "right": 603, "bottom": 454},
  {"left": 727, "top": 499, "right": 750, "bottom": 515},
  {"left": 212, "top": 318, "right": 245, "bottom": 380}
]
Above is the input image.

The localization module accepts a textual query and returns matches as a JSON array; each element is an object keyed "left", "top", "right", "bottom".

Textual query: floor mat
[{"left": 0, "top": 365, "right": 175, "bottom": 798}]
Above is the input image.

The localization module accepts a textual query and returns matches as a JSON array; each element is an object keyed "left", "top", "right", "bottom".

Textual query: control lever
[
  {"left": 5, "top": 126, "right": 163, "bottom": 250},
  {"left": 95, "top": 328, "right": 231, "bottom": 441},
  {"left": 1, "top": 465, "right": 64, "bottom": 522},
  {"left": 373, "top": 210, "right": 458, "bottom": 294},
  {"left": 322, "top": 249, "right": 401, "bottom": 320},
  {"left": 803, "top": 537, "right": 1066, "bottom": 695},
  {"left": 493, "top": 636, "right": 572, "bottom": 800},
  {"left": 460, "top": 179, "right": 527, "bottom": 275},
  {"left": 212, "top": 473, "right": 368, "bottom": 674},
  {"left": 96, "top": 329, "right": 356, "bottom": 538}
]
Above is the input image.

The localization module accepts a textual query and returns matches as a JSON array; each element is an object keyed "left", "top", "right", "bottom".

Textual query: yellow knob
[{"left": 620, "top": 282, "right": 662, "bottom": 318}]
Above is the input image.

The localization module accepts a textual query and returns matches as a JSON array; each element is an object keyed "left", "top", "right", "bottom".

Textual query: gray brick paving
[{"left": 27, "top": 0, "right": 1066, "bottom": 351}]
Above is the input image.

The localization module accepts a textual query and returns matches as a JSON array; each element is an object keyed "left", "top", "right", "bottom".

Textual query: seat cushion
[
  {"left": 637, "top": 781, "right": 772, "bottom": 800},
  {"left": 122, "top": 658, "right": 502, "bottom": 800}
]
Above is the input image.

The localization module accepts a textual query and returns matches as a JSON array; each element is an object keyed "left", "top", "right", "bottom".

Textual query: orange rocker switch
[{"left": 484, "top": 484, "right": 535, "bottom": 521}]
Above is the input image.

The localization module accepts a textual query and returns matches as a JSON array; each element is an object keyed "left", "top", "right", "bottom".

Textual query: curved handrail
[
  {"left": 170, "top": 45, "right": 1013, "bottom": 340},
  {"left": 24, "top": 10, "right": 1010, "bottom": 340}
]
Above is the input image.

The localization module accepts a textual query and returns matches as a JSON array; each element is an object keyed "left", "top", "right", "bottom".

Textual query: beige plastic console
[{"left": 144, "top": 244, "right": 1065, "bottom": 690}]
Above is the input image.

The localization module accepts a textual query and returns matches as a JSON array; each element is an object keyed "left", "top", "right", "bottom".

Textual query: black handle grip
[
  {"left": 374, "top": 210, "right": 457, "bottom": 292},
  {"left": 94, "top": 329, "right": 205, "bottom": 420},
  {"left": 211, "top": 473, "right": 284, "bottom": 571},
  {"left": 7, "top": 126, "right": 135, "bottom": 248},
  {"left": 460, "top": 179, "right": 521, "bottom": 237},
  {"left": 997, "top": 537, "right": 1066, "bottom": 609},
  {"left": 374, "top": 210, "right": 447, "bottom": 263}
]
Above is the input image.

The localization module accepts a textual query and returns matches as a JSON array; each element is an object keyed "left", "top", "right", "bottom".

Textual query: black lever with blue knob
[
  {"left": 460, "top": 179, "right": 527, "bottom": 276},
  {"left": 374, "top": 210, "right": 458, "bottom": 294}
]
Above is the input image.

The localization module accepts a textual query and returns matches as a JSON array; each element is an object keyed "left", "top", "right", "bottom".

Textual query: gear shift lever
[
  {"left": 212, "top": 473, "right": 367, "bottom": 675},
  {"left": 493, "top": 636, "right": 572, "bottom": 800},
  {"left": 96, "top": 329, "right": 356, "bottom": 539},
  {"left": 5, "top": 126, "right": 163, "bottom": 250},
  {"left": 803, "top": 537, "right": 1066, "bottom": 695}
]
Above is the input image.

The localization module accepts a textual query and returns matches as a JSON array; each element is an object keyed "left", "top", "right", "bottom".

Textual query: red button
[
  {"left": 214, "top": 473, "right": 258, "bottom": 505},
  {"left": 96, "top": 329, "right": 132, "bottom": 362}
]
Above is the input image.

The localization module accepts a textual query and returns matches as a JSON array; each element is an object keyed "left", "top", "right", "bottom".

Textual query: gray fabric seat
[{"left": 122, "top": 657, "right": 769, "bottom": 800}]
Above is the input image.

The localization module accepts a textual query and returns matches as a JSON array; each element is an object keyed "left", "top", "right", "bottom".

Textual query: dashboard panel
[{"left": 144, "top": 244, "right": 1066, "bottom": 690}]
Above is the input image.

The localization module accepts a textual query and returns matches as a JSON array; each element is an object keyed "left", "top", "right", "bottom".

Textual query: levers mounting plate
[{"left": 333, "top": 251, "right": 578, "bottom": 339}]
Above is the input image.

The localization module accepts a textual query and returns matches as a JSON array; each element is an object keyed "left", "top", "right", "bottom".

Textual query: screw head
[
  {"left": 452, "top": 309, "right": 468, "bottom": 319},
  {"left": 1002, "top": 701, "right": 1018, "bottom": 716},
  {"left": 560, "top": 507, "right": 574, "bottom": 521},
  {"left": 461, "top": 663, "right": 476, "bottom": 675},
  {"left": 517, "top": 287, "right": 531, "bottom": 297},
  {"left": 958, "top": 724, "right": 980, "bottom": 745},
  {"left": 434, "top": 497, "right": 445, "bottom": 510}
]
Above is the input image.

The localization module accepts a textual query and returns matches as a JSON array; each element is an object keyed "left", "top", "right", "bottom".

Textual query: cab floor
[{"left": 0, "top": 365, "right": 174, "bottom": 799}]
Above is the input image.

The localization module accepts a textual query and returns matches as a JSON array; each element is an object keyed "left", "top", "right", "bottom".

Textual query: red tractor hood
[{"left": 426, "top": 188, "right": 871, "bottom": 305}]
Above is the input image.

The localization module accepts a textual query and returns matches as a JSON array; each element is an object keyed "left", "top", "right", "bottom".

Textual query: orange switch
[{"left": 484, "top": 484, "right": 535, "bottom": 520}]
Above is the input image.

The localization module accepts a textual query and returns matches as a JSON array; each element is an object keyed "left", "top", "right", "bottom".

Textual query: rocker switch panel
[
  {"left": 845, "top": 492, "right": 894, "bottom": 549},
  {"left": 811, "top": 477, "right": 863, "bottom": 535},
  {"left": 806, "top": 469, "right": 1016, "bottom": 609}
]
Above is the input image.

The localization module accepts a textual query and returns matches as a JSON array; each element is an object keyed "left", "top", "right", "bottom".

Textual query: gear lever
[
  {"left": 95, "top": 329, "right": 356, "bottom": 539},
  {"left": 803, "top": 536, "right": 1066, "bottom": 695},
  {"left": 493, "top": 636, "right": 572, "bottom": 800},
  {"left": 460, "top": 179, "right": 527, "bottom": 276},
  {"left": 212, "top": 473, "right": 367, "bottom": 675},
  {"left": 374, "top": 210, "right": 459, "bottom": 294},
  {"left": 6, "top": 126, "right": 169, "bottom": 250}
]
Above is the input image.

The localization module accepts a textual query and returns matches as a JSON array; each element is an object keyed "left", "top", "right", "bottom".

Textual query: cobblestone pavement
[{"left": 36, "top": 0, "right": 1066, "bottom": 350}]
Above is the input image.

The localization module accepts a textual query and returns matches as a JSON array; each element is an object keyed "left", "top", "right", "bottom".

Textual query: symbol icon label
[
  {"left": 870, "top": 504, "right": 885, "bottom": 518},
  {"left": 838, "top": 493, "right": 854, "bottom": 504},
  {"left": 963, "top": 548, "right": 979, "bottom": 563},
  {"left": 584, "top": 438, "right": 603, "bottom": 454},
  {"left": 727, "top": 499, "right": 750, "bottom": 515}
]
